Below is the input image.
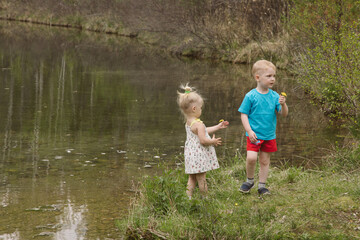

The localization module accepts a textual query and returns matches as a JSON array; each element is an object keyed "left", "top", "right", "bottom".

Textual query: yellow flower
[
  {"left": 235, "top": 203, "right": 238, "bottom": 206},
  {"left": 281, "top": 92, "right": 287, "bottom": 97},
  {"left": 219, "top": 119, "right": 224, "bottom": 123}
]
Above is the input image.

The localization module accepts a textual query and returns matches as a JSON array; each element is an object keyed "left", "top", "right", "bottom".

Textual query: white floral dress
[{"left": 184, "top": 119, "right": 219, "bottom": 174}]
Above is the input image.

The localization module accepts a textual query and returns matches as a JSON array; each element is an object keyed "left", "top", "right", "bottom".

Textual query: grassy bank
[
  {"left": 0, "top": 1, "right": 135, "bottom": 37},
  {"left": 0, "top": 0, "right": 290, "bottom": 66},
  {"left": 118, "top": 147, "right": 360, "bottom": 239}
]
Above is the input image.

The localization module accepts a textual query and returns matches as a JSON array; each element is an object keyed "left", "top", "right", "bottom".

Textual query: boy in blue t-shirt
[{"left": 238, "top": 60, "right": 288, "bottom": 195}]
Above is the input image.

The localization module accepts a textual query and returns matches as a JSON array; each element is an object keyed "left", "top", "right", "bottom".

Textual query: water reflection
[
  {"left": 54, "top": 201, "right": 87, "bottom": 240},
  {"left": 1, "top": 182, "right": 10, "bottom": 208},
  {"left": 0, "top": 21, "right": 339, "bottom": 239},
  {"left": 0, "top": 231, "right": 20, "bottom": 240}
]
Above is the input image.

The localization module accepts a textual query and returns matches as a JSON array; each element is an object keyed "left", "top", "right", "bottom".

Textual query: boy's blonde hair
[
  {"left": 177, "top": 83, "right": 203, "bottom": 116},
  {"left": 252, "top": 60, "right": 276, "bottom": 78}
]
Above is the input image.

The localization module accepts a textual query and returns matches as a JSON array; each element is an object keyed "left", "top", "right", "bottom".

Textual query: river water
[{"left": 0, "top": 21, "right": 338, "bottom": 239}]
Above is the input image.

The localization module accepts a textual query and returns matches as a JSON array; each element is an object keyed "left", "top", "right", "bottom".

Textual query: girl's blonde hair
[{"left": 177, "top": 83, "right": 203, "bottom": 116}]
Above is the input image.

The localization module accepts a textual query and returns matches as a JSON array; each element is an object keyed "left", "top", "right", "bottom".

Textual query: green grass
[{"left": 118, "top": 147, "right": 360, "bottom": 239}]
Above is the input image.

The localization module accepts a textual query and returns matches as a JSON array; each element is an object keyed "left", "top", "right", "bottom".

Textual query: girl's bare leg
[
  {"left": 186, "top": 174, "right": 197, "bottom": 198},
  {"left": 258, "top": 151, "right": 271, "bottom": 183},
  {"left": 196, "top": 172, "right": 207, "bottom": 196}
]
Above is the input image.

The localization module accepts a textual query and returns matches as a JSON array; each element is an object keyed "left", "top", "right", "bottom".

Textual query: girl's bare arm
[
  {"left": 192, "top": 123, "right": 222, "bottom": 146},
  {"left": 206, "top": 121, "right": 229, "bottom": 135}
]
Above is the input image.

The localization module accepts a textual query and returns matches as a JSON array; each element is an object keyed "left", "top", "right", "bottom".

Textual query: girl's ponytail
[{"left": 177, "top": 83, "right": 203, "bottom": 116}]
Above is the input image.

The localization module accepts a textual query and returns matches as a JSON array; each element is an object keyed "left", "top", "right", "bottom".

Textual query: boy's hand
[
  {"left": 279, "top": 95, "right": 286, "bottom": 105},
  {"left": 248, "top": 130, "right": 258, "bottom": 143}
]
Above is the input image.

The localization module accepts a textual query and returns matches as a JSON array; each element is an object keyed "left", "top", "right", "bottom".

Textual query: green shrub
[
  {"left": 290, "top": 1, "right": 360, "bottom": 139},
  {"left": 293, "top": 23, "right": 360, "bottom": 138}
]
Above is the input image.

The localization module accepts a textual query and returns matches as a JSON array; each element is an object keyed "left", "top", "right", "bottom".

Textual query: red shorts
[{"left": 246, "top": 137, "right": 277, "bottom": 152}]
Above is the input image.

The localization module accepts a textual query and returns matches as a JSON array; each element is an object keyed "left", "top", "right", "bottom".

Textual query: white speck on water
[
  {"left": 55, "top": 156, "right": 63, "bottom": 160},
  {"left": 42, "top": 159, "right": 49, "bottom": 162},
  {"left": 117, "top": 150, "right": 126, "bottom": 154},
  {"left": 153, "top": 156, "right": 160, "bottom": 159},
  {"left": 37, "top": 232, "right": 55, "bottom": 237},
  {"left": 101, "top": 153, "right": 106, "bottom": 155}
]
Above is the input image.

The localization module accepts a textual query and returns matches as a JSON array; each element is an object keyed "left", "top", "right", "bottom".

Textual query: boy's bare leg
[
  {"left": 196, "top": 172, "right": 208, "bottom": 196},
  {"left": 186, "top": 174, "right": 197, "bottom": 198},
  {"left": 246, "top": 151, "right": 258, "bottom": 178},
  {"left": 239, "top": 151, "right": 258, "bottom": 193},
  {"left": 258, "top": 151, "right": 271, "bottom": 183}
]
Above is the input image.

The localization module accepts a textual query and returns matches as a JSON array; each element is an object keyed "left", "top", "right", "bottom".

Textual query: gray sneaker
[
  {"left": 258, "top": 187, "right": 270, "bottom": 195},
  {"left": 239, "top": 182, "right": 254, "bottom": 193}
]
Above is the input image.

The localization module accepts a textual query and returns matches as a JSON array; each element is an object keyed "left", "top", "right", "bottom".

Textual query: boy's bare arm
[
  {"left": 280, "top": 103, "right": 288, "bottom": 117},
  {"left": 241, "top": 113, "right": 257, "bottom": 142},
  {"left": 279, "top": 96, "right": 288, "bottom": 117}
]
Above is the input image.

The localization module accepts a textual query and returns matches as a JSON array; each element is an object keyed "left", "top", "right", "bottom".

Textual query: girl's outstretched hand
[
  {"left": 212, "top": 134, "right": 222, "bottom": 146},
  {"left": 218, "top": 119, "right": 229, "bottom": 129}
]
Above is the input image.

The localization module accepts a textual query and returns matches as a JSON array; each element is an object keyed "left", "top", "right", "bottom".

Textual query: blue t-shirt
[{"left": 238, "top": 89, "right": 281, "bottom": 140}]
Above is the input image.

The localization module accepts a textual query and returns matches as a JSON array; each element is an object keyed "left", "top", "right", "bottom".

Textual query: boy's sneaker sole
[{"left": 239, "top": 182, "right": 254, "bottom": 193}]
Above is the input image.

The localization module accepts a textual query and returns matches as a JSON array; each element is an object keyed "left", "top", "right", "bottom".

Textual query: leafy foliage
[
  {"left": 291, "top": 0, "right": 360, "bottom": 138},
  {"left": 289, "top": 0, "right": 360, "bottom": 48}
]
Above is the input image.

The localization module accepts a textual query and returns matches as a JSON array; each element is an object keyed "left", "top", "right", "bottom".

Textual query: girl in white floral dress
[{"left": 177, "top": 84, "right": 229, "bottom": 199}]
